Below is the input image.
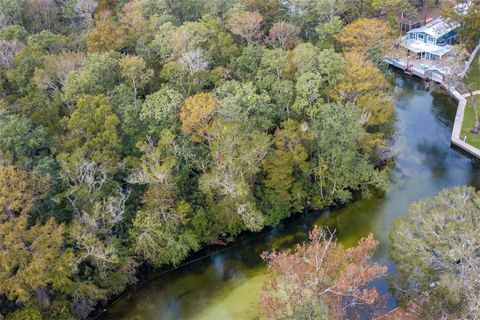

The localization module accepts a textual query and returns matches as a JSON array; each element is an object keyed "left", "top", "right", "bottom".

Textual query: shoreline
[{"left": 385, "top": 43, "right": 480, "bottom": 159}]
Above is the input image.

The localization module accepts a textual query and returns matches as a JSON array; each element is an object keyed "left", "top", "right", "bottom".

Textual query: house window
[
  {"left": 427, "top": 36, "right": 434, "bottom": 43},
  {"left": 418, "top": 34, "right": 424, "bottom": 41},
  {"left": 421, "top": 52, "right": 427, "bottom": 59}
]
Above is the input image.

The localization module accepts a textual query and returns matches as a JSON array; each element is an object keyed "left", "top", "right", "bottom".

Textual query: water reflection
[{"left": 102, "top": 73, "right": 480, "bottom": 320}]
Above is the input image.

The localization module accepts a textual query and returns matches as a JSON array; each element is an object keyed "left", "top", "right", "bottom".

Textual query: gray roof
[{"left": 407, "top": 17, "right": 459, "bottom": 39}]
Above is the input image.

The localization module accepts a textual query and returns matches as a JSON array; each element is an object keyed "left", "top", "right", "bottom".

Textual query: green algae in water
[{"left": 103, "top": 73, "right": 480, "bottom": 320}]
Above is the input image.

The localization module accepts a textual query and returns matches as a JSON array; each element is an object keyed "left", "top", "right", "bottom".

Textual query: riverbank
[
  {"left": 100, "top": 73, "right": 480, "bottom": 320},
  {"left": 386, "top": 43, "right": 480, "bottom": 159}
]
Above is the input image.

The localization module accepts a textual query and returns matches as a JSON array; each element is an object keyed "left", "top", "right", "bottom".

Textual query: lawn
[
  {"left": 465, "top": 50, "right": 480, "bottom": 91},
  {"left": 460, "top": 100, "right": 480, "bottom": 149}
]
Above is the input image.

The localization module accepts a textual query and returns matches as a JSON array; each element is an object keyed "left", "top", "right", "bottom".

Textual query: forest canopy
[{"left": 0, "top": 0, "right": 413, "bottom": 318}]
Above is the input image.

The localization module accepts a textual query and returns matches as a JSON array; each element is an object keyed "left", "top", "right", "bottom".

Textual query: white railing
[{"left": 460, "top": 42, "right": 480, "bottom": 78}]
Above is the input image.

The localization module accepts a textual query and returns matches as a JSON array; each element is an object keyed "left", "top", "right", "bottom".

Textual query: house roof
[
  {"left": 401, "top": 38, "right": 453, "bottom": 56},
  {"left": 407, "top": 17, "right": 459, "bottom": 39}
]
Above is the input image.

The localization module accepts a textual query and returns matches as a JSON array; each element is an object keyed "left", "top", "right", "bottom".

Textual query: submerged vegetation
[{"left": 0, "top": 0, "right": 478, "bottom": 319}]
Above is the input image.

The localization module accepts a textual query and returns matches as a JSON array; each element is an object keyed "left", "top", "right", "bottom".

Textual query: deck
[{"left": 385, "top": 50, "right": 480, "bottom": 160}]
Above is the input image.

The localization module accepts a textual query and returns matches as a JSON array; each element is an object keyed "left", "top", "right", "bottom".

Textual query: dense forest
[{"left": 0, "top": 0, "right": 475, "bottom": 319}]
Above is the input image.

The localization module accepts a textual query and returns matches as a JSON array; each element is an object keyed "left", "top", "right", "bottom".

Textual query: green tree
[
  {"left": 229, "top": 45, "right": 264, "bottom": 81},
  {"left": 63, "top": 52, "right": 120, "bottom": 102},
  {"left": 119, "top": 55, "right": 153, "bottom": 100},
  {"left": 390, "top": 186, "right": 480, "bottom": 319},
  {"left": 214, "top": 80, "right": 276, "bottom": 131},
  {"left": 261, "top": 119, "right": 311, "bottom": 225},
  {"left": 0, "top": 110, "right": 47, "bottom": 166},
  {"left": 140, "top": 85, "right": 184, "bottom": 135},
  {"left": 199, "top": 120, "right": 271, "bottom": 232},
  {"left": 129, "top": 130, "right": 200, "bottom": 266},
  {"left": 310, "top": 103, "right": 387, "bottom": 206},
  {"left": 59, "top": 95, "right": 121, "bottom": 171}
]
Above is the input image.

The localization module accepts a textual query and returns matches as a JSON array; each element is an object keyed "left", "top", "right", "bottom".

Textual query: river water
[{"left": 103, "top": 73, "right": 480, "bottom": 320}]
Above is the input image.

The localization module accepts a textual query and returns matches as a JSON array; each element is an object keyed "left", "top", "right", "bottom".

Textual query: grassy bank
[
  {"left": 461, "top": 100, "right": 480, "bottom": 149},
  {"left": 466, "top": 51, "right": 480, "bottom": 91}
]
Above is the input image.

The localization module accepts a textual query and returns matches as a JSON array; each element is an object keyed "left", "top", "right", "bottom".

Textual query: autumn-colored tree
[
  {"left": 0, "top": 215, "right": 75, "bottom": 314},
  {"left": 0, "top": 165, "right": 49, "bottom": 219},
  {"left": 180, "top": 92, "right": 218, "bottom": 142},
  {"left": 336, "top": 18, "right": 393, "bottom": 56},
  {"left": 226, "top": 11, "right": 264, "bottom": 45},
  {"left": 334, "top": 52, "right": 393, "bottom": 127},
  {"left": 266, "top": 21, "right": 301, "bottom": 50},
  {"left": 261, "top": 226, "right": 387, "bottom": 319},
  {"left": 86, "top": 11, "right": 126, "bottom": 52}
]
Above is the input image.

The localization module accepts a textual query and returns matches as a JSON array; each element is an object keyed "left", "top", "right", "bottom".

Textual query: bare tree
[
  {"left": 179, "top": 48, "right": 209, "bottom": 74},
  {"left": 226, "top": 10, "right": 264, "bottom": 46},
  {"left": 266, "top": 21, "right": 301, "bottom": 50},
  {"left": 0, "top": 40, "right": 25, "bottom": 68},
  {"left": 34, "top": 52, "right": 85, "bottom": 96},
  {"left": 24, "top": 0, "right": 59, "bottom": 31},
  {"left": 0, "top": 12, "right": 7, "bottom": 29},
  {"left": 74, "top": 0, "right": 98, "bottom": 27},
  {"left": 434, "top": 46, "right": 480, "bottom": 133}
]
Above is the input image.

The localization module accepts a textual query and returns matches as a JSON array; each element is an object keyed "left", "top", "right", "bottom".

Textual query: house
[{"left": 401, "top": 16, "right": 459, "bottom": 61}]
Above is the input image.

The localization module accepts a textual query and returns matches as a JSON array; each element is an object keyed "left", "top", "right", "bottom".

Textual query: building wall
[{"left": 408, "top": 32, "right": 437, "bottom": 44}]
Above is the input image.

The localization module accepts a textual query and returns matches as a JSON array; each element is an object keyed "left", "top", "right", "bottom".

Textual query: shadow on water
[{"left": 102, "top": 72, "right": 480, "bottom": 320}]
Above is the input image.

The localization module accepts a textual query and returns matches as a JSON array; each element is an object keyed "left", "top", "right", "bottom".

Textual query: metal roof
[{"left": 407, "top": 17, "right": 459, "bottom": 39}]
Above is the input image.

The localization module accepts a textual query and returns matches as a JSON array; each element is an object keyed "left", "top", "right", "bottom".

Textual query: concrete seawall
[
  {"left": 386, "top": 45, "right": 480, "bottom": 159},
  {"left": 444, "top": 87, "right": 480, "bottom": 158}
]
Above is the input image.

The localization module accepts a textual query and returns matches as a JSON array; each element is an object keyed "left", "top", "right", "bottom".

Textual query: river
[{"left": 102, "top": 73, "right": 480, "bottom": 320}]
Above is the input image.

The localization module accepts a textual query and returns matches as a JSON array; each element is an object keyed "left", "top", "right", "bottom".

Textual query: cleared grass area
[
  {"left": 466, "top": 51, "right": 480, "bottom": 91},
  {"left": 461, "top": 100, "right": 480, "bottom": 149}
]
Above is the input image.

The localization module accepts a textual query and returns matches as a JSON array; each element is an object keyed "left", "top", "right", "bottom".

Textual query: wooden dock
[{"left": 385, "top": 55, "right": 480, "bottom": 159}]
